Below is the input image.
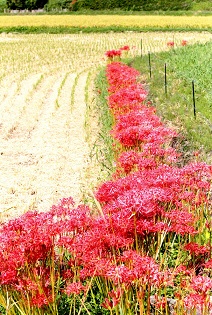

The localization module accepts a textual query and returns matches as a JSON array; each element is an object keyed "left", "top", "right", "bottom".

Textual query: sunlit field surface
[
  {"left": 0, "top": 30, "right": 212, "bottom": 315},
  {"left": 0, "top": 32, "right": 212, "bottom": 76},
  {"left": 0, "top": 15, "right": 211, "bottom": 29},
  {"left": 0, "top": 32, "right": 211, "bottom": 220}
]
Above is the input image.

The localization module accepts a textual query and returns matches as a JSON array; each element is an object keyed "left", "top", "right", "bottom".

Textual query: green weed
[{"left": 0, "top": 25, "right": 211, "bottom": 34}]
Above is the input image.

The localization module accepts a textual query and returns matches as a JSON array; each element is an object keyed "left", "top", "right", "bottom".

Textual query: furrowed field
[
  {"left": 1, "top": 31, "right": 211, "bottom": 220},
  {"left": 0, "top": 19, "right": 212, "bottom": 315}
]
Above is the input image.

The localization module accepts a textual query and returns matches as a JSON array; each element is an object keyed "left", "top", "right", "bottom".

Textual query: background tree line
[
  {"left": 2, "top": 0, "right": 211, "bottom": 14},
  {"left": 70, "top": 0, "right": 192, "bottom": 11}
]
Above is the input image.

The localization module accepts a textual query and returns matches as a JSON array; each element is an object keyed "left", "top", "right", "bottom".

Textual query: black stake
[
  {"left": 165, "top": 63, "right": 167, "bottom": 95},
  {"left": 192, "top": 80, "right": 196, "bottom": 119},
  {"left": 148, "top": 51, "right": 151, "bottom": 78},
  {"left": 141, "top": 39, "right": 143, "bottom": 58}
]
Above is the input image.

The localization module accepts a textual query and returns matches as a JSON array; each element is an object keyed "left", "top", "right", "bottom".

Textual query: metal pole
[
  {"left": 148, "top": 51, "right": 151, "bottom": 78},
  {"left": 192, "top": 80, "right": 196, "bottom": 119}
]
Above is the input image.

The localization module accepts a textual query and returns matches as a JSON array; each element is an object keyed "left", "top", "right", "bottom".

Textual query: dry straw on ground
[{"left": 0, "top": 32, "right": 211, "bottom": 222}]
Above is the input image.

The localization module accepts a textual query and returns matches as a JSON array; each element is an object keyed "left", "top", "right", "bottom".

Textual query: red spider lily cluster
[
  {"left": 95, "top": 59, "right": 212, "bottom": 312},
  {"left": 105, "top": 49, "right": 121, "bottom": 59},
  {"left": 105, "top": 46, "right": 130, "bottom": 61},
  {"left": 167, "top": 40, "right": 188, "bottom": 48},
  {"left": 0, "top": 51, "right": 211, "bottom": 314}
]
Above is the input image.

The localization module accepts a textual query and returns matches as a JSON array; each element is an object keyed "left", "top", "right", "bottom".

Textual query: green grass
[
  {"left": 92, "top": 68, "right": 116, "bottom": 180},
  {"left": 131, "top": 41, "right": 212, "bottom": 164},
  {"left": 191, "top": 0, "right": 212, "bottom": 11},
  {"left": 0, "top": 25, "right": 212, "bottom": 34}
]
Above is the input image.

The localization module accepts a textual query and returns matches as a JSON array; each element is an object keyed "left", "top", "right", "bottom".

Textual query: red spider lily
[
  {"left": 101, "top": 288, "right": 123, "bottom": 309},
  {"left": 96, "top": 162, "right": 211, "bottom": 212},
  {"left": 0, "top": 198, "right": 92, "bottom": 307},
  {"left": 105, "top": 46, "right": 130, "bottom": 63},
  {"left": 117, "top": 145, "right": 180, "bottom": 175},
  {"left": 79, "top": 257, "right": 114, "bottom": 279},
  {"left": 184, "top": 242, "right": 209, "bottom": 256},
  {"left": 108, "top": 84, "right": 147, "bottom": 116},
  {"left": 204, "top": 259, "right": 212, "bottom": 269},
  {"left": 190, "top": 275, "right": 212, "bottom": 293},
  {"left": 111, "top": 109, "right": 177, "bottom": 148},
  {"left": 105, "top": 49, "right": 121, "bottom": 59},
  {"left": 105, "top": 264, "right": 136, "bottom": 285},
  {"left": 116, "top": 250, "right": 173, "bottom": 288},
  {"left": 101, "top": 297, "right": 114, "bottom": 310},
  {"left": 165, "top": 210, "right": 198, "bottom": 235},
  {"left": 70, "top": 218, "right": 134, "bottom": 264},
  {"left": 65, "top": 282, "right": 87, "bottom": 295},
  {"left": 173, "top": 264, "right": 194, "bottom": 277},
  {"left": 30, "top": 291, "right": 53, "bottom": 308},
  {"left": 167, "top": 41, "right": 174, "bottom": 48},
  {"left": 120, "top": 45, "right": 130, "bottom": 51},
  {"left": 184, "top": 293, "right": 208, "bottom": 310},
  {"left": 183, "top": 277, "right": 212, "bottom": 315},
  {"left": 154, "top": 296, "right": 169, "bottom": 310},
  {"left": 106, "top": 62, "right": 140, "bottom": 93},
  {"left": 182, "top": 40, "right": 188, "bottom": 46},
  {"left": 101, "top": 250, "right": 165, "bottom": 288},
  {"left": 117, "top": 150, "right": 139, "bottom": 173}
]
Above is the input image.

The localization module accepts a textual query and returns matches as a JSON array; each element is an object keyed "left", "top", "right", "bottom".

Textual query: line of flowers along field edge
[
  {"left": 0, "top": 46, "right": 211, "bottom": 314},
  {"left": 94, "top": 47, "right": 212, "bottom": 313}
]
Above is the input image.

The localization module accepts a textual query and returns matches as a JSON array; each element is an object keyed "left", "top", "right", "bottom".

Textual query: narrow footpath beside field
[{"left": 0, "top": 32, "right": 211, "bottom": 221}]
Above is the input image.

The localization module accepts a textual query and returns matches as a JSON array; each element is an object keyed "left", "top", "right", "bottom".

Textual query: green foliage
[
  {"left": 0, "top": 0, "right": 7, "bottom": 11},
  {"left": 6, "top": 0, "right": 47, "bottom": 10},
  {"left": 57, "top": 288, "right": 110, "bottom": 315},
  {"left": 156, "top": 0, "right": 192, "bottom": 10},
  {"left": 131, "top": 41, "right": 212, "bottom": 163},
  {"left": 6, "top": 0, "right": 23, "bottom": 9},
  {"left": 71, "top": 0, "right": 192, "bottom": 11},
  {"left": 2, "top": 0, "right": 211, "bottom": 13},
  {"left": 191, "top": 0, "right": 212, "bottom": 11},
  {"left": 0, "top": 304, "right": 6, "bottom": 314},
  {"left": 46, "top": 0, "right": 69, "bottom": 10},
  {"left": 94, "top": 68, "right": 116, "bottom": 178},
  {"left": 1, "top": 24, "right": 211, "bottom": 34}
]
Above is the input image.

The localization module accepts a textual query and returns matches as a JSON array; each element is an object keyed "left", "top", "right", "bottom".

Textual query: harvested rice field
[{"left": 0, "top": 31, "right": 211, "bottom": 221}]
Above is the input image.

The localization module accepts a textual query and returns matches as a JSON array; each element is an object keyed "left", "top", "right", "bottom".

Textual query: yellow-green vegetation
[
  {"left": 0, "top": 15, "right": 211, "bottom": 29},
  {"left": 132, "top": 40, "right": 212, "bottom": 164}
]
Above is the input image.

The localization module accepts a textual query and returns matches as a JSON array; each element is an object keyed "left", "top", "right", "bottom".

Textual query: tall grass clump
[
  {"left": 92, "top": 67, "right": 116, "bottom": 179},
  {"left": 0, "top": 46, "right": 211, "bottom": 315}
]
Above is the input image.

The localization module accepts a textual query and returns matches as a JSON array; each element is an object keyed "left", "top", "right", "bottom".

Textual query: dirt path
[{"left": 0, "top": 71, "right": 90, "bottom": 220}]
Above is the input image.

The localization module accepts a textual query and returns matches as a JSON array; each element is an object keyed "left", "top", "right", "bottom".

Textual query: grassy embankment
[
  {"left": 129, "top": 41, "right": 212, "bottom": 164},
  {"left": 95, "top": 41, "right": 212, "bottom": 171}
]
